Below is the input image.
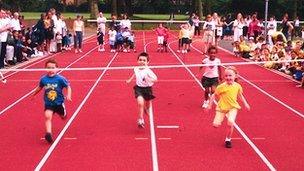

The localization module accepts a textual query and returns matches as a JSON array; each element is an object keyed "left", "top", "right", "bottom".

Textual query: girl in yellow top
[{"left": 208, "top": 66, "right": 250, "bottom": 148}]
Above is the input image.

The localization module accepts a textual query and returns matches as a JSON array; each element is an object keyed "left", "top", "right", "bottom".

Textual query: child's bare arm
[
  {"left": 207, "top": 93, "right": 216, "bottom": 109},
  {"left": 238, "top": 92, "right": 250, "bottom": 111},
  {"left": 66, "top": 86, "right": 72, "bottom": 101},
  {"left": 146, "top": 69, "right": 157, "bottom": 82},
  {"left": 126, "top": 74, "right": 135, "bottom": 84},
  {"left": 32, "top": 86, "right": 42, "bottom": 97}
]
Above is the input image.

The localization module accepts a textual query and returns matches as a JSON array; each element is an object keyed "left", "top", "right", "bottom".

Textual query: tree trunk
[
  {"left": 111, "top": 0, "right": 118, "bottom": 16},
  {"left": 293, "top": 0, "right": 298, "bottom": 19},
  {"left": 117, "top": 0, "right": 127, "bottom": 17},
  {"left": 197, "top": 0, "right": 203, "bottom": 19},
  {"left": 89, "top": 0, "right": 99, "bottom": 19},
  {"left": 125, "top": 0, "right": 133, "bottom": 17}
]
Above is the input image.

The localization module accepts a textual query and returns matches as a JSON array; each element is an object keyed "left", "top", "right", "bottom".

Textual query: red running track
[{"left": 0, "top": 31, "right": 302, "bottom": 170}]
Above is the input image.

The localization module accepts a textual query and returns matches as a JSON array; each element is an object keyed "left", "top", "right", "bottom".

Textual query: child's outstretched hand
[
  {"left": 126, "top": 79, "right": 132, "bottom": 84},
  {"left": 66, "top": 94, "right": 72, "bottom": 101}
]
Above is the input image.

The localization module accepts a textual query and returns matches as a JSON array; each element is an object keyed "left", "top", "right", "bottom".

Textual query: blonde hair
[{"left": 225, "top": 66, "right": 239, "bottom": 82}]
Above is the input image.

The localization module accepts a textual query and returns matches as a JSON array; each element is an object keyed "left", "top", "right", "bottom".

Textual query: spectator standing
[{"left": 73, "top": 15, "right": 85, "bottom": 53}]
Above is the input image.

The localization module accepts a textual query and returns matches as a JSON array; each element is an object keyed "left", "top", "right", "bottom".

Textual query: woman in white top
[
  {"left": 213, "top": 12, "right": 223, "bottom": 46},
  {"left": 202, "top": 14, "right": 215, "bottom": 53},
  {"left": 11, "top": 12, "right": 21, "bottom": 32},
  {"left": 0, "top": 10, "right": 12, "bottom": 68},
  {"left": 97, "top": 12, "right": 107, "bottom": 35},
  {"left": 267, "top": 16, "right": 277, "bottom": 45},
  {"left": 233, "top": 13, "right": 244, "bottom": 42},
  {"left": 73, "top": 15, "right": 85, "bottom": 53},
  {"left": 120, "top": 14, "right": 131, "bottom": 30}
]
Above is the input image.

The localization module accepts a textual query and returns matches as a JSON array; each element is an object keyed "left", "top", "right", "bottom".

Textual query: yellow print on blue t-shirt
[{"left": 47, "top": 90, "right": 57, "bottom": 101}]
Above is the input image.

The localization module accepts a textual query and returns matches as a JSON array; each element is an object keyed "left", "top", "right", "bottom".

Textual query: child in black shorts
[
  {"left": 32, "top": 59, "right": 72, "bottom": 143},
  {"left": 126, "top": 52, "right": 158, "bottom": 128}
]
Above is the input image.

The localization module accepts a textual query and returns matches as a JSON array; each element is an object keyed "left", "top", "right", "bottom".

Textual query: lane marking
[
  {"left": 2, "top": 35, "right": 96, "bottom": 77},
  {"left": 34, "top": 52, "right": 119, "bottom": 171},
  {"left": 0, "top": 46, "right": 99, "bottom": 116},
  {"left": 252, "top": 138, "right": 266, "bottom": 140},
  {"left": 148, "top": 102, "right": 159, "bottom": 171},
  {"left": 157, "top": 126, "right": 179, "bottom": 129}
]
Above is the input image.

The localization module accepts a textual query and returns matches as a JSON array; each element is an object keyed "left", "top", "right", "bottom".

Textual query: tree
[
  {"left": 111, "top": 0, "right": 117, "bottom": 16},
  {"left": 89, "top": 0, "right": 99, "bottom": 19},
  {"left": 193, "top": 0, "right": 203, "bottom": 19}
]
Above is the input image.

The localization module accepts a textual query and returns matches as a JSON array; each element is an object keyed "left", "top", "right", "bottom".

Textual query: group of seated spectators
[
  {"left": 233, "top": 33, "right": 304, "bottom": 85},
  {"left": 0, "top": 8, "right": 73, "bottom": 68}
]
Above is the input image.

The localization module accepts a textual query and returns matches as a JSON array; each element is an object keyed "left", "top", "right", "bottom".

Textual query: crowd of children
[
  {"left": 233, "top": 34, "right": 304, "bottom": 86},
  {"left": 97, "top": 13, "right": 136, "bottom": 53}
]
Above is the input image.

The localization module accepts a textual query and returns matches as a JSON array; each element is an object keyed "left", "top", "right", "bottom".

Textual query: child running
[
  {"left": 32, "top": 59, "right": 72, "bottom": 143},
  {"left": 199, "top": 46, "right": 221, "bottom": 108},
  {"left": 207, "top": 66, "right": 250, "bottom": 148},
  {"left": 126, "top": 52, "right": 158, "bottom": 128}
]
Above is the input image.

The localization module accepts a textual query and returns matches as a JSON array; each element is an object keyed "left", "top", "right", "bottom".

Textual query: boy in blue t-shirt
[{"left": 32, "top": 59, "right": 72, "bottom": 143}]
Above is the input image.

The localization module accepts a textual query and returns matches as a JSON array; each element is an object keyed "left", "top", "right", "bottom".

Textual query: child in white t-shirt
[{"left": 126, "top": 52, "right": 157, "bottom": 128}]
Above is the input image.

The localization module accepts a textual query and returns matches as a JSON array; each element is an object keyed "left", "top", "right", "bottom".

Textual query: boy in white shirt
[{"left": 126, "top": 52, "right": 157, "bottom": 128}]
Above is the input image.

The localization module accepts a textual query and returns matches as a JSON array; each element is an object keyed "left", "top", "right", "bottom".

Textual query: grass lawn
[{"left": 22, "top": 12, "right": 188, "bottom": 20}]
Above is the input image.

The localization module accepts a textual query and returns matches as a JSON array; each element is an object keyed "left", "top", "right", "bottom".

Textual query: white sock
[{"left": 225, "top": 137, "right": 231, "bottom": 141}]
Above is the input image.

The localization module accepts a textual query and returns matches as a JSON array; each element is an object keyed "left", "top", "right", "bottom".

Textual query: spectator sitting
[
  {"left": 122, "top": 27, "right": 131, "bottom": 52},
  {"left": 249, "top": 47, "right": 261, "bottom": 61},
  {"left": 285, "top": 41, "right": 293, "bottom": 53},
  {"left": 115, "top": 30, "right": 124, "bottom": 52}
]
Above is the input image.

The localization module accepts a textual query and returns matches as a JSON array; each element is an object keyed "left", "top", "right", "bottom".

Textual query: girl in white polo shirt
[{"left": 199, "top": 46, "right": 221, "bottom": 108}]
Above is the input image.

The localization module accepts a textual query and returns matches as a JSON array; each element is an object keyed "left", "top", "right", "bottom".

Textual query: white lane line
[
  {"left": 170, "top": 41, "right": 276, "bottom": 171},
  {"left": 5, "top": 79, "right": 294, "bottom": 83},
  {"left": 2, "top": 35, "right": 96, "bottom": 77},
  {"left": 252, "top": 138, "right": 266, "bottom": 140},
  {"left": 191, "top": 43, "right": 304, "bottom": 119},
  {"left": 34, "top": 52, "right": 119, "bottom": 171},
  {"left": 148, "top": 102, "right": 159, "bottom": 171},
  {"left": 167, "top": 40, "right": 206, "bottom": 91},
  {"left": 64, "top": 137, "right": 77, "bottom": 140},
  {"left": 157, "top": 126, "right": 179, "bottom": 129},
  {"left": 40, "top": 137, "right": 77, "bottom": 140},
  {"left": 0, "top": 46, "right": 99, "bottom": 116},
  {"left": 234, "top": 124, "right": 275, "bottom": 170}
]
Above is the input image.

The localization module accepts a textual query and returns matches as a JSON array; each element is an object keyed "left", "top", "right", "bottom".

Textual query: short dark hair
[
  {"left": 45, "top": 58, "right": 58, "bottom": 67},
  {"left": 207, "top": 45, "right": 218, "bottom": 54},
  {"left": 137, "top": 52, "right": 149, "bottom": 61}
]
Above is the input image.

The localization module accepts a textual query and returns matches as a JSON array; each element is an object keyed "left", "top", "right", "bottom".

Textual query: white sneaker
[
  {"left": 137, "top": 119, "right": 145, "bottom": 128},
  {"left": 202, "top": 100, "right": 209, "bottom": 108}
]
